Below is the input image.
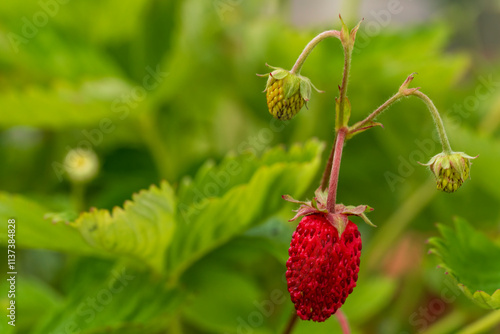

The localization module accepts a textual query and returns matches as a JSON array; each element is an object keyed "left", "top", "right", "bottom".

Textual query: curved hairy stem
[
  {"left": 290, "top": 30, "right": 341, "bottom": 74},
  {"left": 350, "top": 92, "right": 403, "bottom": 132},
  {"left": 410, "top": 90, "right": 452, "bottom": 154},
  {"left": 350, "top": 74, "right": 453, "bottom": 155}
]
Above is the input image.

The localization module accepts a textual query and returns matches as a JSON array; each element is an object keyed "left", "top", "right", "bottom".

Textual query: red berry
[{"left": 286, "top": 213, "right": 362, "bottom": 322}]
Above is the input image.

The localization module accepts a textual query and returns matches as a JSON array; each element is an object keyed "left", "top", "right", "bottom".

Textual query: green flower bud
[{"left": 423, "top": 152, "right": 477, "bottom": 193}]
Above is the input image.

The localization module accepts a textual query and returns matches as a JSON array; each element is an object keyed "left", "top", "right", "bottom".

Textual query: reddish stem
[
  {"left": 319, "top": 136, "right": 336, "bottom": 191},
  {"left": 335, "top": 310, "right": 351, "bottom": 334},
  {"left": 327, "top": 127, "right": 347, "bottom": 213},
  {"left": 282, "top": 312, "right": 299, "bottom": 334}
]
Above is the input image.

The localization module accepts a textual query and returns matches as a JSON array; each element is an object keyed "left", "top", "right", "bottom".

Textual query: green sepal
[
  {"left": 339, "top": 15, "right": 350, "bottom": 47},
  {"left": 327, "top": 214, "right": 349, "bottom": 237},
  {"left": 260, "top": 64, "right": 291, "bottom": 91},
  {"left": 359, "top": 212, "right": 376, "bottom": 227},
  {"left": 299, "top": 75, "right": 323, "bottom": 108},
  {"left": 265, "top": 68, "right": 289, "bottom": 89},
  {"left": 281, "top": 194, "right": 309, "bottom": 206},
  {"left": 265, "top": 63, "right": 280, "bottom": 70},
  {"left": 299, "top": 76, "right": 312, "bottom": 102},
  {"left": 283, "top": 191, "right": 375, "bottom": 238},
  {"left": 338, "top": 15, "right": 362, "bottom": 49},
  {"left": 282, "top": 74, "right": 301, "bottom": 100},
  {"left": 270, "top": 69, "right": 289, "bottom": 80},
  {"left": 399, "top": 73, "right": 420, "bottom": 96},
  {"left": 350, "top": 19, "right": 363, "bottom": 45}
]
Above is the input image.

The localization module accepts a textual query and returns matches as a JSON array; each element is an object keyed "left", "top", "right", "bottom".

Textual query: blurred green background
[{"left": 1, "top": 0, "right": 500, "bottom": 333}]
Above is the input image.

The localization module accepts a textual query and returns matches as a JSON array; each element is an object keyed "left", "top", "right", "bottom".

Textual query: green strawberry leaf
[
  {"left": 429, "top": 217, "right": 500, "bottom": 309},
  {"left": 166, "top": 140, "right": 323, "bottom": 281},
  {"left": 14, "top": 276, "right": 63, "bottom": 333},
  {"left": 32, "top": 260, "right": 184, "bottom": 334},
  {"left": 72, "top": 182, "right": 177, "bottom": 273},
  {"left": 63, "top": 140, "right": 322, "bottom": 279},
  {"left": 0, "top": 193, "right": 95, "bottom": 254}
]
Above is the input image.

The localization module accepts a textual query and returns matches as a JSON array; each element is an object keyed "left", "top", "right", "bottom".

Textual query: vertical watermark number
[{"left": 6, "top": 218, "right": 16, "bottom": 327}]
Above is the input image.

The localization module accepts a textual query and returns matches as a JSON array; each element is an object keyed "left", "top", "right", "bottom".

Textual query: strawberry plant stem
[
  {"left": 351, "top": 76, "right": 453, "bottom": 155},
  {"left": 283, "top": 312, "right": 299, "bottom": 334},
  {"left": 350, "top": 92, "right": 403, "bottom": 133},
  {"left": 337, "top": 44, "right": 352, "bottom": 128},
  {"left": 410, "top": 90, "right": 452, "bottom": 154},
  {"left": 320, "top": 28, "right": 354, "bottom": 195},
  {"left": 320, "top": 136, "right": 336, "bottom": 191},
  {"left": 319, "top": 31, "right": 353, "bottom": 191},
  {"left": 335, "top": 309, "right": 351, "bottom": 334},
  {"left": 290, "top": 30, "right": 341, "bottom": 74},
  {"left": 327, "top": 127, "right": 347, "bottom": 213}
]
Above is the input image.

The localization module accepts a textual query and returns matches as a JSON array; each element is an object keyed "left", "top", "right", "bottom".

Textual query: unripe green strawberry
[
  {"left": 423, "top": 152, "right": 477, "bottom": 193},
  {"left": 266, "top": 79, "right": 304, "bottom": 120},
  {"left": 437, "top": 167, "right": 466, "bottom": 193},
  {"left": 259, "top": 64, "right": 321, "bottom": 121}
]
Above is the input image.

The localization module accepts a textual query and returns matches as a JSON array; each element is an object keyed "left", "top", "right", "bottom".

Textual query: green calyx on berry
[
  {"left": 283, "top": 189, "right": 375, "bottom": 237},
  {"left": 258, "top": 64, "right": 322, "bottom": 120},
  {"left": 422, "top": 152, "right": 477, "bottom": 193}
]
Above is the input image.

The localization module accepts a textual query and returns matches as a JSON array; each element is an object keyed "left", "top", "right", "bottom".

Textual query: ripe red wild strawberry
[{"left": 286, "top": 213, "right": 362, "bottom": 322}]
